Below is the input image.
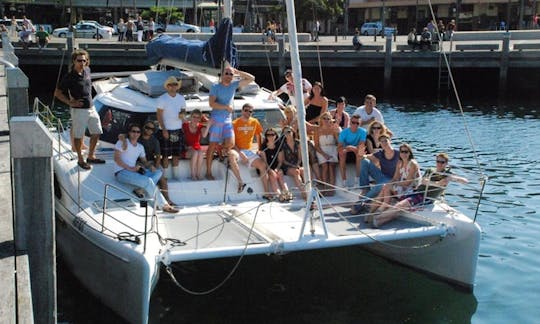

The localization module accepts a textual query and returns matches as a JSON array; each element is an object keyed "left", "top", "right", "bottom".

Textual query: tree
[{"left": 140, "top": 6, "right": 184, "bottom": 24}]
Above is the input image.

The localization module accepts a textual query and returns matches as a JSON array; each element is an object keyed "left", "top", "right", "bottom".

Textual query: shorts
[
  {"left": 209, "top": 122, "right": 234, "bottom": 143},
  {"left": 241, "top": 149, "right": 260, "bottom": 167},
  {"left": 71, "top": 107, "right": 103, "bottom": 139},
  {"left": 159, "top": 128, "right": 185, "bottom": 157}
]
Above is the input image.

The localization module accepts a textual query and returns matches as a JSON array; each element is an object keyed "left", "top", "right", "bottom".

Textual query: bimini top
[{"left": 146, "top": 18, "right": 238, "bottom": 71}]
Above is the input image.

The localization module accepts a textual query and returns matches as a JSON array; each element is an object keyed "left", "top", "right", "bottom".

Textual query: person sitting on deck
[
  {"left": 337, "top": 114, "right": 367, "bottom": 188},
  {"left": 351, "top": 133, "right": 400, "bottom": 214},
  {"left": 114, "top": 123, "right": 178, "bottom": 213},
  {"left": 183, "top": 109, "right": 210, "bottom": 181},
  {"left": 371, "top": 153, "right": 468, "bottom": 228},
  {"left": 230, "top": 103, "right": 277, "bottom": 198}
]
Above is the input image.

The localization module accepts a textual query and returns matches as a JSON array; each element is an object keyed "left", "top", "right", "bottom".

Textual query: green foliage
[{"left": 140, "top": 6, "right": 184, "bottom": 23}]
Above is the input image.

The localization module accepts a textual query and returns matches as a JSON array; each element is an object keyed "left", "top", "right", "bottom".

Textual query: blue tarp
[{"left": 146, "top": 18, "right": 238, "bottom": 69}]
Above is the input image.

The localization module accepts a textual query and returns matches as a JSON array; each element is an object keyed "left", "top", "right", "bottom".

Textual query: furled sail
[{"left": 146, "top": 18, "right": 238, "bottom": 71}]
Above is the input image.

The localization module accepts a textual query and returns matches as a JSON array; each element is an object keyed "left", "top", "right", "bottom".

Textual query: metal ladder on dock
[{"left": 437, "top": 51, "right": 450, "bottom": 94}]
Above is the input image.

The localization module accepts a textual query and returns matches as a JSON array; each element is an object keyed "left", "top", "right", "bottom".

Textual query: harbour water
[{"left": 51, "top": 97, "right": 539, "bottom": 323}]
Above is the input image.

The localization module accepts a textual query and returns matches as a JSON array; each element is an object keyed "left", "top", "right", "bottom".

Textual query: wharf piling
[{"left": 1, "top": 36, "right": 56, "bottom": 322}]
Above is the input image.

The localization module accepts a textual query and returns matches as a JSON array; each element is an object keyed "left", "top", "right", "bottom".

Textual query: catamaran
[{"left": 35, "top": 3, "right": 486, "bottom": 323}]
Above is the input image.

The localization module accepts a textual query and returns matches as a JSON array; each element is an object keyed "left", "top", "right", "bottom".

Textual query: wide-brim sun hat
[{"left": 163, "top": 76, "right": 181, "bottom": 89}]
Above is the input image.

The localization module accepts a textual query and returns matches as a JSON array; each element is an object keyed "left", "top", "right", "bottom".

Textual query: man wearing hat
[
  {"left": 157, "top": 76, "right": 187, "bottom": 179},
  {"left": 205, "top": 66, "right": 255, "bottom": 180},
  {"left": 268, "top": 69, "right": 312, "bottom": 108}
]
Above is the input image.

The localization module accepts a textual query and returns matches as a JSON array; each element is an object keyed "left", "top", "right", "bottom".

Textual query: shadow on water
[
  {"left": 150, "top": 247, "right": 478, "bottom": 323},
  {"left": 58, "top": 247, "right": 478, "bottom": 323}
]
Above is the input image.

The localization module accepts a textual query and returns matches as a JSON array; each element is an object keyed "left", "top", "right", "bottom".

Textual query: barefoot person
[
  {"left": 205, "top": 66, "right": 255, "bottom": 180},
  {"left": 372, "top": 153, "right": 468, "bottom": 227},
  {"left": 55, "top": 49, "right": 104, "bottom": 170}
]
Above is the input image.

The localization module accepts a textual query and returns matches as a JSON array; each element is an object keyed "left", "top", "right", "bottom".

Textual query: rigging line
[
  {"left": 251, "top": 0, "right": 277, "bottom": 90},
  {"left": 311, "top": 4, "right": 324, "bottom": 86},
  {"left": 51, "top": 48, "right": 67, "bottom": 108},
  {"left": 165, "top": 203, "right": 266, "bottom": 296},
  {"left": 426, "top": 0, "right": 484, "bottom": 175}
]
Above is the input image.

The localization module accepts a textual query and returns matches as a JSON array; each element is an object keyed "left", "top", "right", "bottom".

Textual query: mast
[{"left": 284, "top": 0, "right": 312, "bottom": 194}]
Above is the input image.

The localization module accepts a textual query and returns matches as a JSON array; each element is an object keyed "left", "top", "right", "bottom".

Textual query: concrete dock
[{"left": 0, "top": 61, "right": 33, "bottom": 322}]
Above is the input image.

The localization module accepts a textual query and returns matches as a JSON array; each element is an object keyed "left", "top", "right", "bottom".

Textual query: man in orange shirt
[{"left": 230, "top": 103, "right": 272, "bottom": 197}]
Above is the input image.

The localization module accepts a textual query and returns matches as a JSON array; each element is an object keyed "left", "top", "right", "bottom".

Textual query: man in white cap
[{"left": 157, "top": 76, "right": 187, "bottom": 179}]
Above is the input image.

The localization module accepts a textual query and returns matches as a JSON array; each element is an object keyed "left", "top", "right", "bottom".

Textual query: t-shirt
[
  {"left": 114, "top": 140, "right": 145, "bottom": 174},
  {"left": 373, "top": 149, "right": 400, "bottom": 178},
  {"left": 279, "top": 79, "right": 312, "bottom": 107},
  {"left": 58, "top": 66, "right": 93, "bottom": 109},
  {"left": 183, "top": 122, "right": 204, "bottom": 150},
  {"left": 35, "top": 30, "right": 49, "bottom": 41},
  {"left": 157, "top": 92, "right": 186, "bottom": 130},
  {"left": 139, "top": 136, "right": 160, "bottom": 162},
  {"left": 209, "top": 80, "right": 240, "bottom": 123},
  {"left": 233, "top": 117, "right": 263, "bottom": 150},
  {"left": 338, "top": 127, "right": 367, "bottom": 147},
  {"left": 415, "top": 167, "right": 453, "bottom": 199},
  {"left": 353, "top": 106, "right": 384, "bottom": 129}
]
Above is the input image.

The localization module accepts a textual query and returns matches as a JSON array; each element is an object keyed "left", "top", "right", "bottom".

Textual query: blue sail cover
[{"left": 146, "top": 18, "right": 238, "bottom": 69}]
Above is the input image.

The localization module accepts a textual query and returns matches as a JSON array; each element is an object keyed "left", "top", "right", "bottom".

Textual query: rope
[
  {"left": 164, "top": 202, "right": 266, "bottom": 295},
  {"left": 426, "top": 0, "right": 484, "bottom": 175}
]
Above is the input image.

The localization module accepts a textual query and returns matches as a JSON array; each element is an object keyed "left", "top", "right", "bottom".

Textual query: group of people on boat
[{"left": 54, "top": 49, "right": 469, "bottom": 223}]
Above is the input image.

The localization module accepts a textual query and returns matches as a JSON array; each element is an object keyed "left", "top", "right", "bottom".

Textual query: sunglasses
[
  {"left": 191, "top": 115, "right": 201, "bottom": 119},
  {"left": 76, "top": 59, "right": 87, "bottom": 63},
  {"left": 145, "top": 126, "right": 155, "bottom": 131},
  {"left": 244, "top": 110, "right": 253, "bottom": 113},
  {"left": 224, "top": 72, "right": 234, "bottom": 76},
  {"left": 351, "top": 121, "right": 360, "bottom": 125},
  {"left": 167, "top": 83, "right": 179, "bottom": 86},
  {"left": 130, "top": 130, "right": 141, "bottom": 133},
  {"left": 372, "top": 126, "right": 382, "bottom": 130},
  {"left": 266, "top": 133, "right": 276, "bottom": 137},
  {"left": 436, "top": 160, "right": 447, "bottom": 164},
  {"left": 322, "top": 117, "right": 331, "bottom": 120},
  {"left": 400, "top": 150, "right": 410, "bottom": 154}
]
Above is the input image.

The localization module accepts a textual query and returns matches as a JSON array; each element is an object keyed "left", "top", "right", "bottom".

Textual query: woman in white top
[
  {"left": 314, "top": 112, "right": 340, "bottom": 195},
  {"left": 114, "top": 124, "right": 178, "bottom": 213}
]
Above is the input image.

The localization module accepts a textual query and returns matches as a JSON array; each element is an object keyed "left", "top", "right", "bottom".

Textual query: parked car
[
  {"left": 78, "top": 20, "right": 115, "bottom": 35},
  {"left": 360, "top": 22, "right": 395, "bottom": 36},
  {"left": 53, "top": 23, "right": 113, "bottom": 39},
  {"left": 165, "top": 21, "right": 200, "bottom": 33}
]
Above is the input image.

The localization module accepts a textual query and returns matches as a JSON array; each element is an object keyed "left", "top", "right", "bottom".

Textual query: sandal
[
  {"left": 77, "top": 161, "right": 91, "bottom": 170},
  {"left": 263, "top": 194, "right": 274, "bottom": 201},
  {"left": 132, "top": 189, "right": 145, "bottom": 199},
  {"left": 237, "top": 183, "right": 246, "bottom": 193},
  {"left": 162, "top": 205, "right": 179, "bottom": 214},
  {"left": 278, "top": 193, "right": 287, "bottom": 203},
  {"left": 87, "top": 157, "right": 106, "bottom": 164}
]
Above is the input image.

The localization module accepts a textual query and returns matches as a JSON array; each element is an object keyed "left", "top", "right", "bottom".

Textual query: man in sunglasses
[
  {"left": 337, "top": 114, "right": 367, "bottom": 188},
  {"left": 206, "top": 66, "right": 255, "bottom": 180},
  {"left": 55, "top": 49, "right": 104, "bottom": 170},
  {"left": 371, "top": 153, "right": 468, "bottom": 228}
]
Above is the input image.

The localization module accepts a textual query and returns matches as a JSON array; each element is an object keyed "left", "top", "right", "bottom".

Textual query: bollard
[
  {"left": 6, "top": 67, "right": 29, "bottom": 119},
  {"left": 499, "top": 33, "right": 510, "bottom": 96},
  {"left": 384, "top": 36, "right": 393, "bottom": 95},
  {"left": 335, "top": 27, "right": 338, "bottom": 42},
  {"left": 11, "top": 115, "right": 56, "bottom": 324}
]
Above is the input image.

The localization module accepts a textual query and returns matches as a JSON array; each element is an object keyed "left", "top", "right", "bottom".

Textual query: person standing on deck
[
  {"left": 205, "top": 66, "right": 255, "bottom": 180},
  {"left": 54, "top": 49, "right": 104, "bottom": 170},
  {"left": 156, "top": 76, "right": 187, "bottom": 180}
]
